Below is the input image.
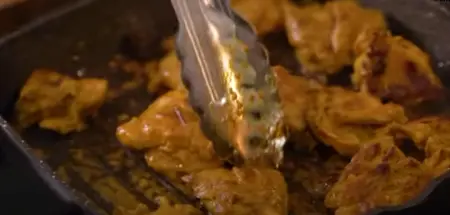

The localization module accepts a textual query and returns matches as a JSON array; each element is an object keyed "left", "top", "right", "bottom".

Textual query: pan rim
[{"left": 0, "top": 116, "right": 101, "bottom": 215}]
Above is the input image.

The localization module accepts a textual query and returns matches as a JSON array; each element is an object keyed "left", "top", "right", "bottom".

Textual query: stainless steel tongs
[{"left": 170, "top": 0, "right": 286, "bottom": 167}]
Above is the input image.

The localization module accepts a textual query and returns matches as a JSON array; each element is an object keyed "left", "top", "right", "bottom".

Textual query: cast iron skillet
[{"left": 0, "top": 0, "right": 450, "bottom": 214}]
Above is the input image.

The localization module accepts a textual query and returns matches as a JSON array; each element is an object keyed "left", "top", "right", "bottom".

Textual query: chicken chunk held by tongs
[{"left": 170, "top": 0, "right": 286, "bottom": 166}]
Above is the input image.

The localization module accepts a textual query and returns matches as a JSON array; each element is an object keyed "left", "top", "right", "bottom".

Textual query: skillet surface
[{"left": 0, "top": 0, "right": 450, "bottom": 214}]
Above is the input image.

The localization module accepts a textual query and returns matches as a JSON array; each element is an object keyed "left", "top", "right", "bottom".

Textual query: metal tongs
[{"left": 170, "top": 0, "right": 286, "bottom": 167}]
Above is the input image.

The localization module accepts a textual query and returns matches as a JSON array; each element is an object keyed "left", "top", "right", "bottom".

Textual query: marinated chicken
[
  {"left": 423, "top": 148, "right": 450, "bottom": 178},
  {"left": 15, "top": 69, "right": 108, "bottom": 134},
  {"left": 116, "top": 90, "right": 221, "bottom": 178},
  {"left": 382, "top": 117, "right": 450, "bottom": 177},
  {"left": 283, "top": 0, "right": 386, "bottom": 78},
  {"left": 182, "top": 167, "right": 288, "bottom": 215},
  {"left": 325, "top": 137, "right": 433, "bottom": 215},
  {"left": 352, "top": 30, "right": 443, "bottom": 104},
  {"left": 307, "top": 87, "right": 407, "bottom": 156},
  {"left": 231, "top": 0, "right": 284, "bottom": 35},
  {"left": 379, "top": 117, "right": 448, "bottom": 151},
  {"left": 144, "top": 122, "right": 222, "bottom": 178},
  {"left": 116, "top": 90, "right": 196, "bottom": 149},
  {"left": 147, "top": 51, "right": 185, "bottom": 93},
  {"left": 273, "top": 66, "right": 322, "bottom": 149}
]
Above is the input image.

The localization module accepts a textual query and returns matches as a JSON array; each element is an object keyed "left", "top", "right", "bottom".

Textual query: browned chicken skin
[
  {"left": 382, "top": 117, "right": 450, "bottom": 177},
  {"left": 15, "top": 69, "right": 108, "bottom": 134},
  {"left": 325, "top": 137, "right": 433, "bottom": 215},
  {"left": 283, "top": 0, "right": 386, "bottom": 78},
  {"left": 307, "top": 87, "right": 407, "bottom": 156},
  {"left": 182, "top": 167, "right": 288, "bottom": 215},
  {"left": 352, "top": 30, "right": 443, "bottom": 104},
  {"left": 424, "top": 147, "right": 450, "bottom": 178}
]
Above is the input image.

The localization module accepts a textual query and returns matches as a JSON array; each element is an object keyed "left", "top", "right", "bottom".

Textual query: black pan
[{"left": 0, "top": 0, "right": 450, "bottom": 214}]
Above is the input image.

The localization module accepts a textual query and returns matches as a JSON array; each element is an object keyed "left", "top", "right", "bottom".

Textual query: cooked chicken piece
[
  {"left": 283, "top": 1, "right": 335, "bottom": 77},
  {"left": 423, "top": 148, "right": 450, "bottom": 178},
  {"left": 147, "top": 51, "right": 185, "bottom": 93},
  {"left": 307, "top": 87, "right": 407, "bottom": 156},
  {"left": 273, "top": 66, "right": 322, "bottom": 132},
  {"left": 231, "top": 0, "right": 284, "bottom": 35},
  {"left": 273, "top": 66, "right": 322, "bottom": 149},
  {"left": 283, "top": 0, "right": 386, "bottom": 78},
  {"left": 144, "top": 121, "right": 222, "bottom": 178},
  {"left": 116, "top": 91, "right": 196, "bottom": 149},
  {"left": 116, "top": 90, "right": 221, "bottom": 177},
  {"left": 382, "top": 117, "right": 450, "bottom": 177},
  {"left": 379, "top": 117, "right": 446, "bottom": 150},
  {"left": 15, "top": 69, "right": 108, "bottom": 134},
  {"left": 325, "top": 137, "right": 433, "bottom": 215},
  {"left": 150, "top": 198, "right": 201, "bottom": 215},
  {"left": 352, "top": 30, "right": 443, "bottom": 105},
  {"left": 182, "top": 168, "right": 288, "bottom": 215}
]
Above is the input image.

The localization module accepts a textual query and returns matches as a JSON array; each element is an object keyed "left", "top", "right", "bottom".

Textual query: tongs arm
[{"left": 170, "top": 0, "right": 286, "bottom": 167}]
